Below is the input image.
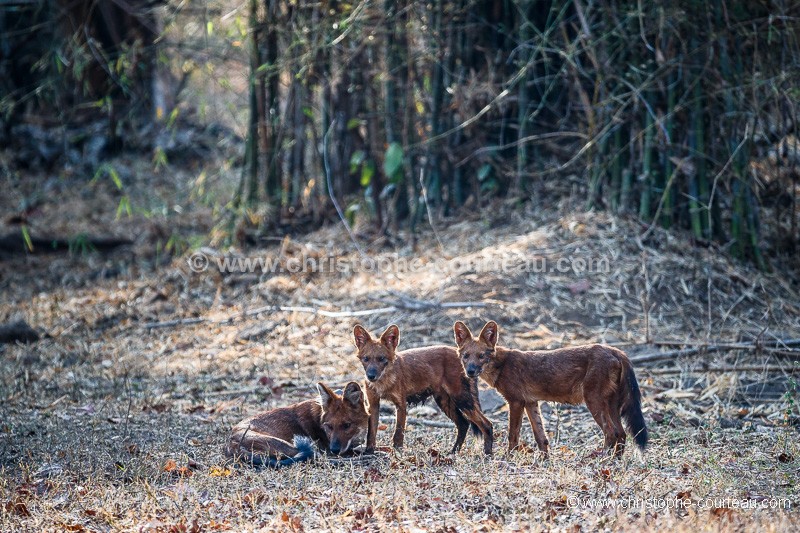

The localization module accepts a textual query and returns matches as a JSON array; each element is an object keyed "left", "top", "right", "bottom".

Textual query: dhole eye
[
  {"left": 362, "top": 357, "right": 369, "bottom": 362},
  {"left": 378, "top": 357, "right": 386, "bottom": 363},
  {"left": 342, "top": 422, "right": 351, "bottom": 429}
]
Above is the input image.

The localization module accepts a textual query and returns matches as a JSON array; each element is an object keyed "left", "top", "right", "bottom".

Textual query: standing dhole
[
  {"left": 226, "top": 381, "right": 369, "bottom": 467},
  {"left": 453, "top": 320, "right": 648, "bottom": 456},
  {"left": 353, "top": 324, "right": 493, "bottom": 454}
]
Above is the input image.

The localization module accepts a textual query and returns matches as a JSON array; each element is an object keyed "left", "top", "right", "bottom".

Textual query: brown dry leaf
[
  {"left": 377, "top": 424, "right": 388, "bottom": 430},
  {"left": 596, "top": 468, "right": 612, "bottom": 481},
  {"left": 544, "top": 495, "right": 568, "bottom": 520},
  {"left": 363, "top": 467, "right": 385, "bottom": 482},
  {"left": 432, "top": 456, "right": 454, "bottom": 466},
  {"left": 163, "top": 459, "right": 178, "bottom": 472},
  {"left": 710, "top": 507, "right": 736, "bottom": 521},
  {"left": 354, "top": 506, "right": 374, "bottom": 521},
  {"left": 4, "top": 499, "right": 31, "bottom": 517}
]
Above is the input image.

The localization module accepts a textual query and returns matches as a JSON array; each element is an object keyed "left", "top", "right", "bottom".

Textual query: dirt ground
[{"left": 1, "top": 156, "right": 799, "bottom": 531}]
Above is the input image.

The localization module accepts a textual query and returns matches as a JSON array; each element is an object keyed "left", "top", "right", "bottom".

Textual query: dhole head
[
  {"left": 453, "top": 321, "right": 498, "bottom": 378},
  {"left": 352, "top": 324, "right": 399, "bottom": 382},
  {"left": 317, "top": 381, "right": 369, "bottom": 455}
]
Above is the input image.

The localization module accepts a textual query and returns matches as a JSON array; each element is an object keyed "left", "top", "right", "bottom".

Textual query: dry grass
[{"left": 1, "top": 171, "right": 799, "bottom": 531}]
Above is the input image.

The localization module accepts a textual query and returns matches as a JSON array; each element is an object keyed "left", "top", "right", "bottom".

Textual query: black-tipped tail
[
  {"left": 622, "top": 365, "right": 648, "bottom": 450},
  {"left": 249, "top": 436, "right": 316, "bottom": 468}
]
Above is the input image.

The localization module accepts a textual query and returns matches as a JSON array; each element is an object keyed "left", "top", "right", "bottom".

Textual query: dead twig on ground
[
  {"left": 631, "top": 338, "right": 800, "bottom": 364},
  {"left": 143, "top": 300, "right": 486, "bottom": 330},
  {"left": 644, "top": 365, "right": 799, "bottom": 376}
]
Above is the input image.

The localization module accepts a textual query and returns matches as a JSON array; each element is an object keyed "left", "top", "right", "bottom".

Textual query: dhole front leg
[
  {"left": 392, "top": 400, "right": 407, "bottom": 448},
  {"left": 525, "top": 402, "right": 549, "bottom": 454},
  {"left": 365, "top": 387, "right": 380, "bottom": 453},
  {"left": 507, "top": 401, "right": 525, "bottom": 452}
]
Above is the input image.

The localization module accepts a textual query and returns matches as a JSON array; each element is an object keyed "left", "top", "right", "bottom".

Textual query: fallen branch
[
  {"left": 143, "top": 301, "right": 487, "bottom": 330},
  {"left": 0, "top": 232, "right": 131, "bottom": 255},
  {"left": 631, "top": 338, "right": 800, "bottom": 365},
  {"left": 404, "top": 417, "right": 454, "bottom": 429},
  {"left": 644, "top": 365, "right": 798, "bottom": 376}
]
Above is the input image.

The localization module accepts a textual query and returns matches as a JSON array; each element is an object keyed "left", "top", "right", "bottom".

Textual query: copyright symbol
[
  {"left": 188, "top": 252, "right": 209, "bottom": 273},
  {"left": 567, "top": 496, "right": 579, "bottom": 508}
]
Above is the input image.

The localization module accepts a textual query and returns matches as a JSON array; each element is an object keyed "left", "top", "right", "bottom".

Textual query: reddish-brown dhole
[
  {"left": 453, "top": 320, "right": 648, "bottom": 456},
  {"left": 353, "top": 324, "right": 493, "bottom": 454},
  {"left": 226, "top": 381, "right": 369, "bottom": 467}
]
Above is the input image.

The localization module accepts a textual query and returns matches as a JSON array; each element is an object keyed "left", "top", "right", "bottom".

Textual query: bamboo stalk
[{"left": 639, "top": 107, "right": 655, "bottom": 219}]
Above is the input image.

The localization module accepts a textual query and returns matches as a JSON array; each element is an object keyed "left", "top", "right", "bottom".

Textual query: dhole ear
[
  {"left": 453, "top": 321, "right": 472, "bottom": 347},
  {"left": 342, "top": 382, "right": 364, "bottom": 407},
  {"left": 353, "top": 324, "right": 372, "bottom": 350},
  {"left": 479, "top": 321, "right": 499, "bottom": 348},
  {"left": 317, "top": 382, "right": 337, "bottom": 407},
  {"left": 379, "top": 324, "right": 400, "bottom": 351}
]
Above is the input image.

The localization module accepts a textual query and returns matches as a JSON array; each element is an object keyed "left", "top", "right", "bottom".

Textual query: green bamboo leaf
[
  {"left": 21, "top": 225, "right": 33, "bottom": 252},
  {"left": 93, "top": 164, "right": 123, "bottom": 190},
  {"left": 360, "top": 161, "right": 375, "bottom": 187},
  {"left": 116, "top": 196, "right": 132, "bottom": 219},
  {"left": 383, "top": 142, "right": 403, "bottom": 180},
  {"left": 477, "top": 164, "right": 492, "bottom": 182},
  {"left": 349, "top": 150, "right": 366, "bottom": 174},
  {"left": 345, "top": 203, "right": 360, "bottom": 226}
]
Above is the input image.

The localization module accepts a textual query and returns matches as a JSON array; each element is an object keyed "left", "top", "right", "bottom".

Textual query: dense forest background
[{"left": 2, "top": 0, "right": 799, "bottom": 271}]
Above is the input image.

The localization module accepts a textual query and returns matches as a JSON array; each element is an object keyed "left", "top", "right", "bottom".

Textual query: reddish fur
[
  {"left": 226, "top": 381, "right": 369, "bottom": 465},
  {"left": 353, "top": 324, "right": 493, "bottom": 454},
  {"left": 454, "top": 321, "right": 648, "bottom": 457}
]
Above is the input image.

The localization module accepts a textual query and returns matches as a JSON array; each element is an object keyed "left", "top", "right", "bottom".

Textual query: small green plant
[{"left": 68, "top": 233, "right": 94, "bottom": 256}]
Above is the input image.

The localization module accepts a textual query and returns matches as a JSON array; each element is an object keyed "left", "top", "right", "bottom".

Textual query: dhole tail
[
  {"left": 621, "top": 361, "right": 648, "bottom": 449},
  {"left": 247, "top": 436, "right": 315, "bottom": 468}
]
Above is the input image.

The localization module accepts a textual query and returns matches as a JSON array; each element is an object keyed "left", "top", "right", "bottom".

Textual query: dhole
[
  {"left": 226, "top": 381, "right": 369, "bottom": 467},
  {"left": 453, "top": 320, "right": 648, "bottom": 456},
  {"left": 353, "top": 324, "right": 493, "bottom": 454}
]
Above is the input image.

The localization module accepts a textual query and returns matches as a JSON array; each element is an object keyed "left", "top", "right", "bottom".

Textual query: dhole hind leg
[
  {"left": 606, "top": 397, "right": 627, "bottom": 456},
  {"left": 460, "top": 403, "right": 494, "bottom": 455},
  {"left": 524, "top": 402, "right": 550, "bottom": 455},
  {"left": 507, "top": 401, "right": 526, "bottom": 452},
  {"left": 434, "top": 393, "right": 470, "bottom": 454},
  {"left": 228, "top": 429, "right": 297, "bottom": 464},
  {"left": 585, "top": 395, "right": 625, "bottom": 457}
]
